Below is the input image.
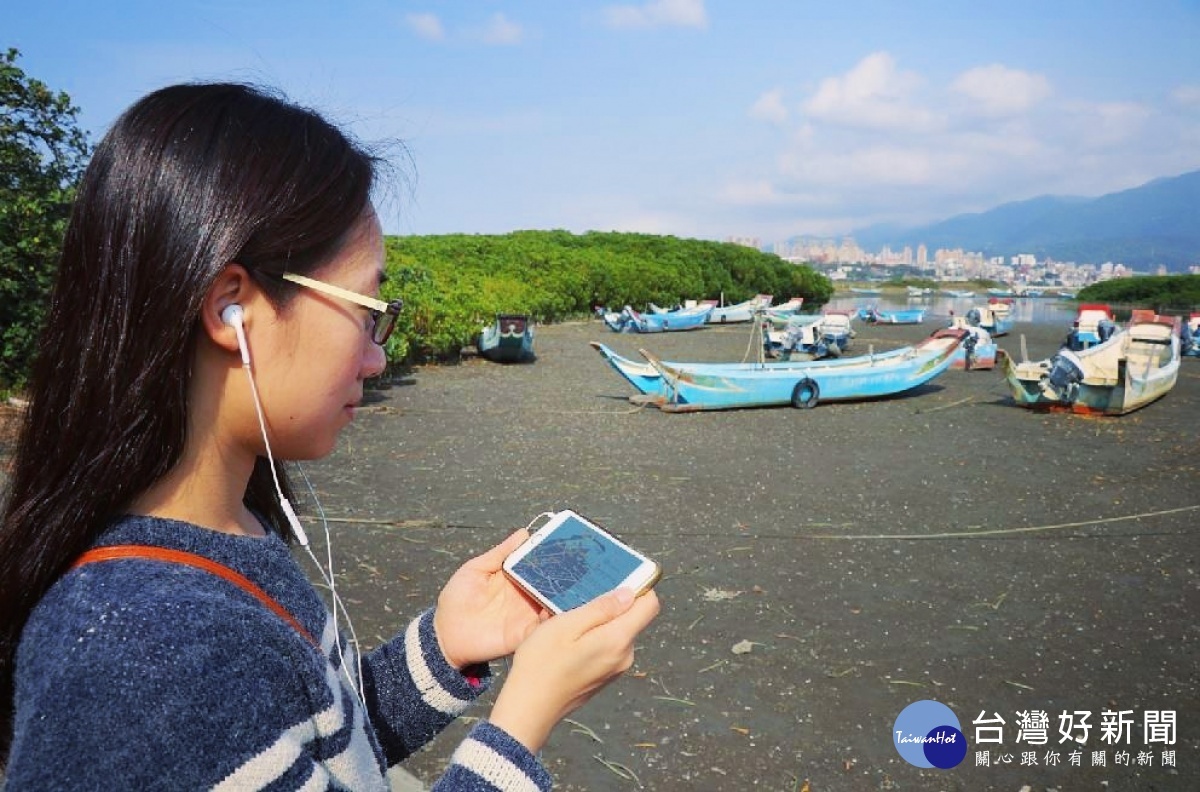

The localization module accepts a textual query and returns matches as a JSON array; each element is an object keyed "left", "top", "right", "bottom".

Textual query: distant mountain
[{"left": 848, "top": 170, "right": 1200, "bottom": 272}]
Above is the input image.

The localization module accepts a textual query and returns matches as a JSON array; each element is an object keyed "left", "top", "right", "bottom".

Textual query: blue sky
[{"left": 5, "top": 1, "right": 1199, "bottom": 245}]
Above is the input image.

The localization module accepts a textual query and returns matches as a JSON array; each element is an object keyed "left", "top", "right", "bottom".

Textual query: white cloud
[
  {"left": 780, "top": 143, "right": 939, "bottom": 188},
  {"left": 480, "top": 12, "right": 524, "bottom": 45},
  {"left": 750, "top": 89, "right": 788, "bottom": 124},
  {"left": 722, "top": 179, "right": 785, "bottom": 206},
  {"left": 405, "top": 13, "right": 445, "bottom": 41},
  {"left": 1063, "top": 100, "right": 1152, "bottom": 149},
  {"left": 802, "top": 52, "right": 935, "bottom": 131},
  {"left": 950, "top": 64, "right": 1052, "bottom": 117},
  {"left": 1171, "top": 84, "right": 1200, "bottom": 107},
  {"left": 602, "top": 0, "right": 708, "bottom": 30}
]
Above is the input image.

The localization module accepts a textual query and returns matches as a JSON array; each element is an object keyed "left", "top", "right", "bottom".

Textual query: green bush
[
  {"left": 383, "top": 230, "right": 832, "bottom": 362},
  {"left": 1076, "top": 275, "right": 1200, "bottom": 311},
  {"left": 0, "top": 49, "right": 91, "bottom": 390}
]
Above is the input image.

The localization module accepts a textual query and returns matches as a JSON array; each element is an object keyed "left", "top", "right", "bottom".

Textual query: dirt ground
[
  {"left": 295, "top": 317, "right": 1199, "bottom": 792},
  {"left": 3, "top": 317, "right": 1197, "bottom": 790}
]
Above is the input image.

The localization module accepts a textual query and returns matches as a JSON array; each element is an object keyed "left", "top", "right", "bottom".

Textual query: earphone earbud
[
  {"left": 220, "top": 303, "right": 243, "bottom": 327},
  {"left": 221, "top": 304, "right": 251, "bottom": 367}
]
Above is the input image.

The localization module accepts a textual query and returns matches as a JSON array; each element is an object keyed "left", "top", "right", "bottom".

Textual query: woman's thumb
[{"left": 567, "top": 587, "right": 635, "bottom": 630}]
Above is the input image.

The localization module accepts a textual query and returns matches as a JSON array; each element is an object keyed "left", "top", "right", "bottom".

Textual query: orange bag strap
[{"left": 73, "top": 544, "right": 318, "bottom": 648}]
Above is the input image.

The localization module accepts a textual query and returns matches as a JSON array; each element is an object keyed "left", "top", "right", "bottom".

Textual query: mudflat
[
  {"left": 9, "top": 315, "right": 1189, "bottom": 791},
  {"left": 304, "top": 316, "right": 1198, "bottom": 791}
]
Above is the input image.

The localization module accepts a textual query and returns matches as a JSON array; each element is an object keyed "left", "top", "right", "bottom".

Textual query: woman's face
[{"left": 252, "top": 212, "right": 389, "bottom": 460}]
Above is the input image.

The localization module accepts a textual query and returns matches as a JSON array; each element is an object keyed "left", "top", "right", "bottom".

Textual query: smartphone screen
[{"left": 507, "top": 512, "right": 649, "bottom": 612}]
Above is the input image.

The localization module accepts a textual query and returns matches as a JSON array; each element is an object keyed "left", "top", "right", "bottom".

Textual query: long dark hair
[{"left": 0, "top": 82, "right": 380, "bottom": 760}]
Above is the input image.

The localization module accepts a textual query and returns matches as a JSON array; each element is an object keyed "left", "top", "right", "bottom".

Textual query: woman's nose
[{"left": 363, "top": 340, "right": 387, "bottom": 379}]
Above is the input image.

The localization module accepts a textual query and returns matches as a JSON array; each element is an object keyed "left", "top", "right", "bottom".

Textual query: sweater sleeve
[{"left": 362, "top": 609, "right": 551, "bottom": 791}]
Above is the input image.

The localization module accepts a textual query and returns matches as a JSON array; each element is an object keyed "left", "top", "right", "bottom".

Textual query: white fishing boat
[{"left": 1005, "top": 310, "right": 1181, "bottom": 415}]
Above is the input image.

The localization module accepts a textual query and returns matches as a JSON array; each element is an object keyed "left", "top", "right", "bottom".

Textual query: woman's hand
[
  {"left": 433, "top": 529, "right": 546, "bottom": 669},
  {"left": 488, "top": 586, "right": 660, "bottom": 754}
]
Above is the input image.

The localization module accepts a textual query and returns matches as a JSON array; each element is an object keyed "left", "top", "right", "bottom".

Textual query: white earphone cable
[{"left": 235, "top": 322, "right": 364, "bottom": 705}]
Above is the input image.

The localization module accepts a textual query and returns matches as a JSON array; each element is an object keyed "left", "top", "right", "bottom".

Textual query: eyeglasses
[{"left": 278, "top": 272, "right": 402, "bottom": 345}]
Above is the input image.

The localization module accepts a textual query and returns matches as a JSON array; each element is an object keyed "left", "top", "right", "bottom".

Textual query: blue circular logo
[{"left": 893, "top": 700, "right": 967, "bottom": 769}]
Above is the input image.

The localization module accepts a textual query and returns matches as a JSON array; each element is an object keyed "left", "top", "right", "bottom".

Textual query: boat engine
[
  {"left": 1042, "top": 349, "right": 1085, "bottom": 403},
  {"left": 1096, "top": 318, "right": 1117, "bottom": 344},
  {"left": 966, "top": 308, "right": 981, "bottom": 326},
  {"left": 962, "top": 330, "right": 978, "bottom": 368}
]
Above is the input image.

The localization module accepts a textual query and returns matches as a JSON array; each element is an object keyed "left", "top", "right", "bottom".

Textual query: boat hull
[
  {"left": 1004, "top": 317, "right": 1181, "bottom": 415},
  {"left": 707, "top": 295, "right": 773, "bottom": 323},
  {"left": 604, "top": 305, "right": 712, "bottom": 333},
  {"left": 590, "top": 341, "right": 913, "bottom": 398},
  {"left": 868, "top": 308, "right": 925, "bottom": 324},
  {"left": 628, "top": 331, "right": 964, "bottom": 411},
  {"left": 478, "top": 315, "right": 535, "bottom": 363}
]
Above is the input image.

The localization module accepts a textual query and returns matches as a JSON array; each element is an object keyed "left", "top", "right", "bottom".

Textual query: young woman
[{"left": 0, "top": 83, "right": 658, "bottom": 789}]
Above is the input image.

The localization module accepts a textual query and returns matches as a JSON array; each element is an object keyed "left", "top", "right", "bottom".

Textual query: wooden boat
[
  {"left": 648, "top": 299, "right": 719, "bottom": 314},
  {"left": 762, "top": 296, "right": 805, "bottom": 320},
  {"left": 1004, "top": 311, "right": 1181, "bottom": 415},
  {"left": 708, "top": 294, "right": 773, "bottom": 323},
  {"left": 762, "top": 315, "right": 838, "bottom": 359},
  {"left": 865, "top": 306, "right": 926, "bottom": 325},
  {"left": 964, "top": 298, "right": 1013, "bottom": 337},
  {"left": 944, "top": 318, "right": 997, "bottom": 370},
  {"left": 1064, "top": 303, "right": 1117, "bottom": 350},
  {"left": 477, "top": 314, "right": 535, "bottom": 363},
  {"left": 819, "top": 310, "right": 855, "bottom": 352},
  {"left": 603, "top": 304, "right": 712, "bottom": 333},
  {"left": 762, "top": 309, "right": 818, "bottom": 331},
  {"left": 607, "top": 329, "right": 965, "bottom": 412},
  {"left": 1183, "top": 313, "right": 1200, "bottom": 357},
  {"left": 591, "top": 340, "right": 913, "bottom": 399}
]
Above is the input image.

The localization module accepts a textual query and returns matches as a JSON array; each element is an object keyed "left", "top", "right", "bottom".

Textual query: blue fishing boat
[
  {"left": 762, "top": 315, "right": 833, "bottom": 359},
  {"left": 609, "top": 329, "right": 965, "bottom": 412},
  {"left": 590, "top": 341, "right": 915, "bottom": 399},
  {"left": 477, "top": 314, "right": 535, "bottom": 363},
  {"left": 708, "top": 294, "right": 774, "bottom": 323},
  {"left": 762, "top": 297, "right": 804, "bottom": 320},
  {"left": 1005, "top": 312, "right": 1180, "bottom": 415},
  {"left": 943, "top": 319, "right": 997, "bottom": 370},
  {"left": 1063, "top": 304, "right": 1117, "bottom": 350},
  {"left": 602, "top": 304, "right": 712, "bottom": 333},
  {"left": 1183, "top": 313, "right": 1200, "bottom": 357},
  {"left": 819, "top": 310, "right": 855, "bottom": 352},
  {"left": 964, "top": 298, "right": 1014, "bottom": 337},
  {"left": 865, "top": 306, "right": 926, "bottom": 325},
  {"left": 987, "top": 288, "right": 1015, "bottom": 298}
]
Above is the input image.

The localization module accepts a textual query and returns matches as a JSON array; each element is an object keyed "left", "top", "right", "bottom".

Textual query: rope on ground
[
  {"left": 914, "top": 396, "right": 976, "bottom": 414},
  {"left": 359, "top": 402, "right": 656, "bottom": 416},
  {"left": 799, "top": 504, "right": 1200, "bottom": 541},
  {"left": 304, "top": 504, "right": 1200, "bottom": 541}
]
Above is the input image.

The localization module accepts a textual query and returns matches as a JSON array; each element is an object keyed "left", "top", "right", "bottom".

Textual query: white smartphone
[{"left": 502, "top": 510, "right": 660, "bottom": 614}]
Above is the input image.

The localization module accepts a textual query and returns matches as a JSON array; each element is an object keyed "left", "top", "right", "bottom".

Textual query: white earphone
[{"left": 221, "top": 304, "right": 251, "bottom": 367}]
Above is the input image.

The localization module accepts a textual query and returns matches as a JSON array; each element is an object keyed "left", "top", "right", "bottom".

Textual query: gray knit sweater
[{"left": 6, "top": 515, "right": 552, "bottom": 790}]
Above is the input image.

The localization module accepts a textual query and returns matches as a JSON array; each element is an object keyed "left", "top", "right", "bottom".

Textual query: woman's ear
[{"left": 199, "top": 264, "right": 255, "bottom": 358}]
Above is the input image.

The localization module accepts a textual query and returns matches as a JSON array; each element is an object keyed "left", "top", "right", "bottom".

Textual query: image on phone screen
[{"left": 508, "top": 513, "right": 645, "bottom": 611}]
